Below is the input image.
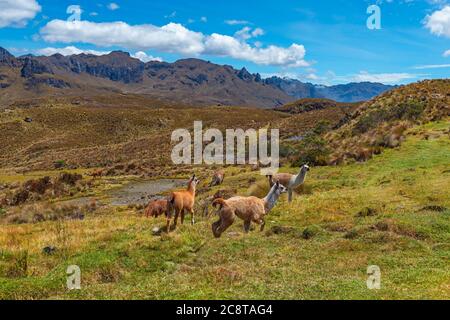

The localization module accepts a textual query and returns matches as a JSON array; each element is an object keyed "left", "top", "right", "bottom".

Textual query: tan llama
[{"left": 211, "top": 181, "right": 287, "bottom": 238}]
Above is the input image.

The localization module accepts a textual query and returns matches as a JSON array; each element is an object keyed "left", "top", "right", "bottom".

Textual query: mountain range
[{"left": 0, "top": 47, "right": 394, "bottom": 108}]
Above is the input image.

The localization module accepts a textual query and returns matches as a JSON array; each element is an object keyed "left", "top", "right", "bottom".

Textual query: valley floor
[{"left": 0, "top": 120, "right": 449, "bottom": 300}]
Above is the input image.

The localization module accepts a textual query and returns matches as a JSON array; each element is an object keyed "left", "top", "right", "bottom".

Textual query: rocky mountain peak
[{"left": 0, "top": 47, "right": 19, "bottom": 67}]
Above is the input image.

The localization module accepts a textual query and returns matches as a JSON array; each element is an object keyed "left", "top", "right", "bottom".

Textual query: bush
[
  {"left": 57, "top": 172, "right": 82, "bottom": 186},
  {"left": 23, "top": 176, "right": 52, "bottom": 194},
  {"left": 54, "top": 160, "right": 66, "bottom": 169},
  {"left": 292, "top": 133, "right": 330, "bottom": 166},
  {"left": 301, "top": 225, "right": 322, "bottom": 239}
]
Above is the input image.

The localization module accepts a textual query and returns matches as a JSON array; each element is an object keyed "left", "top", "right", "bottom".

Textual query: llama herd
[{"left": 145, "top": 165, "right": 310, "bottom": 237}]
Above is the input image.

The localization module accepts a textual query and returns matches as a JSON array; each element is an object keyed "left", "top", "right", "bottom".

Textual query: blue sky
[{"left": 0, "top": 0, "right": 449, "bottom": 85}]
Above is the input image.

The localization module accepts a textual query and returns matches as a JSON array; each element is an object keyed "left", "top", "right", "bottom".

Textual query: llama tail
[{"left": 212, "top": 198, "right": 227, "bottom": 209}]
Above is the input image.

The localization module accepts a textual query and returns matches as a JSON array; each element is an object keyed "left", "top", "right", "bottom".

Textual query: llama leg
[
  {"left": 165, "top": 217, "right": 171, "bottom": 233},
  {"left": 212, "top": 209, "right": 235, "bottom": 238},
  {"left": 190, "top": 208, "right": 195, "bottom": 225},
  {"left": 243, "top": 220, "right": 251, "bottom": 233},
  {"left": 180, "top": 209, "right": 185, "bottom": 225},
  {"left": 288, "top": 189, "right": 293, "bottom": 202},
  {"left": 258, "top": 219, "right": 266, "bottom": 231},
  {"left": 174, "top": 209, "right": 181, "bottom": 228},
  {"left": 212, "top": 218, "right": 222, "bottom": 238}
]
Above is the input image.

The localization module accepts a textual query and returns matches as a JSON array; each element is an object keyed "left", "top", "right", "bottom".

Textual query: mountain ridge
[{"left": 0, "top": 47, "right": 395, "bottom": 107}]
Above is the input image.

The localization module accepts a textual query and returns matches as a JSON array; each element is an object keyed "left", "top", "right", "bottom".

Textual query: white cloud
[
  {"left": 306, "top": 73, "right": 319, "bottom": 80},
  {"left": 224, "top": 19, "right": 250, "bottom": 25},
  {"left": 0, "top": 0, "right": 41, "bottom": 28},
  {"left": 252, "top": 28, "right": 264, "bottom": 37},
  {"left": 234, "top": 27, "right": 265, "bottom": 40},
  {"left": 205, "top": 33, "right": 308, "bottom": 67},
  {"left": 40, "top": 20, "right": 205, "bottom": 55},
  {"left": 200, "top": 16, "right": 207, "bottom": 23},
  {"left": 132, "top": 51, "right": 162, "bottom": 62},
  {"left": 36, "top": 46, "right": 110, "bottom": 56},
  {"left": 107, "top": 3, "right": 119, "bottom": 11},
  {"left": 413, "top": 63, "right": 450, "bottom": 69},
  {"left": 89, "top": 12, "right": 98, "bottom": 17},
  {"left": 352, "top": 71, "right": 418, "bottom": 84},
  {"left": 40, "top": 20, "right": 308, "bottom": 67},
  {"left": 443, "top": 49, "right": 450, "bottom": 57},
  {"left": 424, "top": 5, "right": 450, "bottom": 37}
]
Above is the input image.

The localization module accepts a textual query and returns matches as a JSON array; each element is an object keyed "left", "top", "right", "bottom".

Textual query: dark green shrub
[{"left": 292, "top": 133, "right": 330, "bottom": 166}]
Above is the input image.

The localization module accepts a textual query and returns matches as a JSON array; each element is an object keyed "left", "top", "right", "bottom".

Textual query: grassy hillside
[
  {"left": 0, "top": 119, "right": 448, "bottom": 299},
  {"left": 326, "top": 79, "right": 450, "bottom": 165}
]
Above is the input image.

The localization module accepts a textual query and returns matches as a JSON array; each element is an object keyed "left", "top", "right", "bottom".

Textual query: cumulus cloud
[
  {"left": 0, "top": 0, "right": 41, "bottom": 28},
  {"left": 205, "top": 33, "right": 308, "bottom": 67},
  {"left": 444, "top": 49, "right": 450, "bottom": 56},
  {"left": 40, "top": 20, "right": 205, "bottom": 55},
  {"left": 424, "top": 5, "right": 450, "bottom": 37},
  {"left": 40, "top": 19, "right": 308, "bottom": 67}
]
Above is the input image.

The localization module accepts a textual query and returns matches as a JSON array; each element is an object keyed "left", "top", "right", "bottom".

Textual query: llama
[
  {"left": 166, "top": 174, "right": 200, "bottom": 232},
  {"left": 211, "top": 181, "right": 287, "bottom": 238},
  {"left": 91, "top": 169, "right": 104, "bottom": 179},
  {"left": 267, "top": 164, "right": 310, "bottom": 202},
  {"left": 144, "top": 199, "right": 168, "bottom": 218},
  {"left": 209, "top": 170, "right": 225, "bottom": 187}
]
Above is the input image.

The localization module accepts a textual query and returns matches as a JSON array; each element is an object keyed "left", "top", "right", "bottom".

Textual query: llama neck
[
  {"left": 187, "top": 182, "right": 196, "bottom": 195},
  {"left": 293, "top": 168, "right": 307, "bottom": 187},
  {"left": 263, "top": 185, "right": 280, "bottom": 213}
]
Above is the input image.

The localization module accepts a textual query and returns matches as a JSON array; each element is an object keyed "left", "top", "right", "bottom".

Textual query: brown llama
[
  {"left": 91, "top": 169, "right": 104, "bottom": 179},
  {"left": 144, "top": 199, "right": 168, "bottom": 218},
  {"left": 209, "top": 170, "right": 225, "bottom": 187},
  {"left": 166, "top": 174, "right": 200, "bottom": 232}
]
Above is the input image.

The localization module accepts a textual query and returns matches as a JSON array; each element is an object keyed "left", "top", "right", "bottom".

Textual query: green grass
[{"left": 0, "top": 120, "right": 449, "bottom": 299}]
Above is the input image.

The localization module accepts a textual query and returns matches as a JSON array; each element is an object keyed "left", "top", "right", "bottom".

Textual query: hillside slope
[
  {"left": 0, "top": 120, "right": 448, "bottom": 299},
  {"left": 325, "top": 79, "right": 450, "bottom": 164}
]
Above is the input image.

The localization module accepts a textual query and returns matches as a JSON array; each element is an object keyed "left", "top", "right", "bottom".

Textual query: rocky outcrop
[
  {"left": 0, "top": 47, "right": 20, "bottom": 67},
  {"left": 20, "top": 58, "right": 53, "bottom": 78}
]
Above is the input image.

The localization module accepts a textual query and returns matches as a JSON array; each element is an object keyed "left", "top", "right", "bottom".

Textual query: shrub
[
  {"left": 301, "top": 225, "right": 322, "bottom": 239},
  {"left": 23, "top": 176, "right": 52, "bottom": 194},
  {"left": 54, "top": 160, "right": 66, "bottom": 169},
  {"left": 57, "top": 172, "right": 82, "bottom": 186},
  {"left": 292, "top": 133, "right": 330, "bottom": 166}
]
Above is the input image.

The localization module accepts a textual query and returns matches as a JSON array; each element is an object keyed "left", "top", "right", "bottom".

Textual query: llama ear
[{"left": 276, "top": 181, "right": 280, "bottom": 187}]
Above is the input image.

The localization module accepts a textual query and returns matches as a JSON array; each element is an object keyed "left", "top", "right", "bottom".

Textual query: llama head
[
  {"left": 190, "top": 174, "right": 200, "bottom": 187},
  {"left": 302, "top": 164, "right": 310, "bottom": 172},
  {"left": 275, "top": 181, "right": 288, "bottom": 195}
]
